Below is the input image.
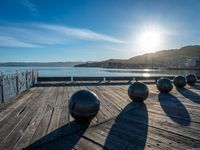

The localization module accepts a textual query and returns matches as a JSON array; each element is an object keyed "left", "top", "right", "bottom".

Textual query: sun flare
[{"left": 137, "top": 28, "right": 162, "bottom": 52}]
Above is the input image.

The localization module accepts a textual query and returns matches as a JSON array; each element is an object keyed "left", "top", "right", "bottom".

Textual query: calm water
[{"left": 0, "top": 67, "right": 199, "bottom": 77}]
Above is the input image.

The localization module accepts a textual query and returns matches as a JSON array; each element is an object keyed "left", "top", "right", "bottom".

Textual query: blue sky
[{"left": 0, "top": 0, "right": 200, "bottom": 62}]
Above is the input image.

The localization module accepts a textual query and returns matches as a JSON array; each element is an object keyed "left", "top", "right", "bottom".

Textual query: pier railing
[
  {"left": 1, "top": 72, "right": 199, "bottom": 103},
  {"left": 38, "top": 76, "right": 200, "bottom": 83},
  {"left": 38, "top": 76, "right": 177, "bottom": 82},
  {"left": 0, "top": 70, "right": 38, "bottom": 103}
]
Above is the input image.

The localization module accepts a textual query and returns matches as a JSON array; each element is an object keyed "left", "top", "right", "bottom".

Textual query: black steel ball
[
  {"left": 186, "top": 74, "right": 197, "bottom": 85},
  {"left": 173, "top": 76, "right": 187, "bottom": 88},
  {"left": 128, "top": 82, "right": 149, "bottom": 102},
  {"left": 69, "top": 90, "right": 100, "bottom": 121},
  {"left": 156, "top": 78, "right": 173, "bottom": 93}
]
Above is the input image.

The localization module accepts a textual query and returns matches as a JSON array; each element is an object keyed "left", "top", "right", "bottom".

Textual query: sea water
[{"left": 0, "top": 67, "right": 199, "bottom": 77}]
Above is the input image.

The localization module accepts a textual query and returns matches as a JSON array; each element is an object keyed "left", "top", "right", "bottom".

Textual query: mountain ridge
[
  {"left": 75, "top": 45, "right": 200, "bottom": 68},
  {"left": 0, "top": 62, "right": 84, "bottom": 67}
]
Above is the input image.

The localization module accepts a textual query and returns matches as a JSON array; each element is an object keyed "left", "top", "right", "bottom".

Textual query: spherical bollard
[
  {"left": 173, "top": 76, "right": 187, "bottom": 88},
  {"left": 128, "top": 82, "right": 149, "bottom": 102},
  {"left": 69, "top": 90, "right": 100, "bottom": 121},
  {"left": 157, "top": 78, "right": 173, "bottom": 93},
  {"left": 186, "top": 74, "right": 197, "bottom": 85}
]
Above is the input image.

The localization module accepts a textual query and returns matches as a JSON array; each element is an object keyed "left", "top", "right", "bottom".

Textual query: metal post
[
  {"left": 33, "top": 70, "right": 38, "bottom": 85},
  {"left": 155, "top": 79, "right": 158, "bottom": 83},
  {"left": 37, "top": 70, "right": 39, "bottom": 80},
  {"left": 0, "top": 72, "right": 4, "bottom": 103},
  {"left": 33, "top": 69, "right": 36, "bottom": 85},
  {"left": 25, "top": 70, "right": 28, "bottom": 89},
  {"left": 31, "top": 69, "right": 34, "bottom": 86},
  {"left": 133, "top": 77, "right": 135, "bottom": 82},
  {"left": 35, "top": 70, "right": 38, "bottom": 84},
  {"left": 71, "top": 76, "right": 74, "bottom": 82},
  {"left": 16, "top": 71, "right": 19, "bottom": 95},
  {"left": 103, "top": 77, "right": 106, "bottom": 82}
]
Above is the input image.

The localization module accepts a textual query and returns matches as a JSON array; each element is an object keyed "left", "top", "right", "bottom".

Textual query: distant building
[
  {"left": 184, "top": 56, "right": 200, "bottom": 67},
  {"left": 185, "top": 58, "right": 196, "bottom": 67},
  {"left": 196, "top": 60, "right": 200, "bottom": 67}
]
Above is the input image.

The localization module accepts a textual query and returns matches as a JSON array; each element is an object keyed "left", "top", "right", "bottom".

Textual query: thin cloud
[
  {"left": 0, "top": 36, "right": 40, "bottom": 48},
  {"left": 40, "top": 24, "right": 125, "bottom": 43},
  {"left": 20, "top": 0, "right": 39, "bottom": 16},
  {"left": 0, "top": 23, "right": 125, "bottom": 48}
]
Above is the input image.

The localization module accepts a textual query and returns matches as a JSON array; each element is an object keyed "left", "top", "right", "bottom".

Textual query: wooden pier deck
[{"left": 0, "top": 81, "right": 200, "bottom": 150}]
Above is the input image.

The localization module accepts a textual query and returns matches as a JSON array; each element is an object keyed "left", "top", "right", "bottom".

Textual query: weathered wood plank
[
  {"left": 29, "top": 86, "right": 57, "bottom": 145},
  {"left": 58, "top": 85, "right": 70, "bottom": 128},
  {"left": 0, "top": 87, "right": 37, "bottom": 126},
  {"left": 13, "top": 86, "right": 54, "bottom": 150},
  {"left": 0, "top": 87, "right": 44, "bottom": 146},
  {"left": 0, "top": 82, "right": 199, "bottom": 150},
  {"left": 46, "top": 86, "right": 64, "bottom": 140},
  {"left": 1, "top": 110, "right": 35, "bottom": 150}
]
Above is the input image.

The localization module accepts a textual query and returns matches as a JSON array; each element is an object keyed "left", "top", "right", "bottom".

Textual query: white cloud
[{"left": 0, "top": 23, "right": 125, "bottom": 48}]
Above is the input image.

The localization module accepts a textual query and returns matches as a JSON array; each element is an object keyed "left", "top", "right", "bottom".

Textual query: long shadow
[
  {"left": 177, "top": 88, "right": 200, "bottom": 104},
  {"left": 104, "top": 102, "right": 148, "bottom": 150},
  {"left": 25, "top": 121, "right": 90, "bottom": 150},
  {"left": 158, "top": 93, "right": 191, "bottom": 126},
  {"left": 191, "top": 84, "right": 200, "bottom": 90},
  {"left": 35, "top": 81, "right": 131, "bottom": 87},
  {"left": 35, "top": 80, "right": 158, "bottom": 88}
]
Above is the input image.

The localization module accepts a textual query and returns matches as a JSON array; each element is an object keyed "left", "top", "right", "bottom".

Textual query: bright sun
[{"left": 137, "top": 28, "right": 162, "bottom": 52}]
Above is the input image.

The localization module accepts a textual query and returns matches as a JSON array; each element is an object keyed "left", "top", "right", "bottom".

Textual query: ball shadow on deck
[
  {"left": 191, "top": 84, "right": 200, "bottom": 90},
  {"left": 25, "top": 121, "right": 90, "bottom": 150},
  {"left": 35, "top": 82, "right": 132, "bottom": 88},
  {"left": 177, "top": 87, "right": 200, "bottom": 104},
  {"left": 158, "top": 93, "right": 191, "bottom": 126},
  {"left": 104, "top": 102, "right": 148, "bottom": 150}
]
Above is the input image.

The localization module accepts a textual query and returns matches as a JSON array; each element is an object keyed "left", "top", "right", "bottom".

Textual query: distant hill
[
  {"left": 0, "top": 62, "right": 83, "bottom": 67},
  {"left": 75, "top": 45, "right": 200, "bottom": 69}
]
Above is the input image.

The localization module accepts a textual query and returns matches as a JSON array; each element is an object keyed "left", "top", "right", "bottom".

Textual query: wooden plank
[
  {"left": 68, "top": 83, "right": 80, "bottom": 122},
  {"left": 99, "top": 85, "right": 131, "bottom": 110},
  {"left": 0, "top": 87, "right": 35, "bottom": 111},
  {"left": 1, "top": 110, "right": 35, "bottom": 150},
  {"left": 86, "top": 86, "right": 117, "bottom": 122},
  {"left": 46, "top": 86, "right": 64, "bottom": 141},
  {"left": 13, "top": 86, "right": 54, "bottom": 150},
  {"left": 122, "top": 107, "right": 199, "bottom": 148},
  {"left": 124, "top": 108, "right": 200, "bottom": 141},
  {"left": 0, "top": 82, "right": 199, "bottom": 150},
  {"left": 25, "top": 131, "right": 104, "bottom": 150},
  {"left": 0, "top": 86, "right": 48, "bottom": 149},
  {"left": 28, "top": 86, "right": 58, "bottom": 145},
  {"left": 58, "top": 85, "right": 70, "bottom": 128},
  {"left": 0, "top": 87, "right": 44, "bottom": 145},
  {"left": 82, "top": 113, "right": 155, "bottom": 150},
  {"left": 0, "top": 87, "right": 37, "bottom": 124},
  {"left": 83, "top": 106, "right": 195, "bottom": 150},
  {"left": 147, "top": 104, "right": 200, "bottom": 124}
]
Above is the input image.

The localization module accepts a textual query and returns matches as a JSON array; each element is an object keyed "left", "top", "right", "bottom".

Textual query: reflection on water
[
  {"left": 0, "top": 67, "right": 199, "bottom": 77},
  {"left": 143, "top": 73, "right": 150, "bottom": 77},
  {"left": 143, "top": 69, "right": 151, "bottom": 72}
]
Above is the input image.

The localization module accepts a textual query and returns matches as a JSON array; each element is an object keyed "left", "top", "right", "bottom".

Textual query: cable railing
[
  {"left": 1, "top": 70, "right": 199, "bottom": 103},
  {"left": 0, "top": 70, "right": 38, "bottom": 103}
]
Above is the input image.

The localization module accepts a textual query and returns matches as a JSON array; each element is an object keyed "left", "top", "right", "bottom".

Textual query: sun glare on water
[{"left": 143, "top": 73, "right": 150, "bottom": 77}]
